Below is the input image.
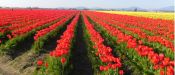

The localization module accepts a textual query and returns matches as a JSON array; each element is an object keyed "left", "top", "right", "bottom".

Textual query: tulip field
[
  {"left": 0, "top": 9, "right": 174, "bottom": 75},
  {"left": 98, "top": 11, "right": 174, "bottom": 20}
]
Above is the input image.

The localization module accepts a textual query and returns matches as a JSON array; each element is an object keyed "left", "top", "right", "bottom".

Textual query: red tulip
[
  {"left": 159, "top": 53, "right": 164, "bottom": 60},
  {"left": 61, "top": 57, "right": 66, "bottom": 64},
  {"left": 138, "top": 40, "right": 143, "bottom": 45},
  {"left": 111, "top": 64, "right": 117, "bottom": 69},
  {"left": 45, "top": 62, "right": 48, "bottom": 68},
  {"left": 49, "top": 51, "right": 54, "bottom": 56},
  {"left": 166, "top": 66, "right": 174, "bottom": 75},
  {"left": 153, "top": 65, "right": 159, "bottom": 70},
  {"left": 37, "top": 60, "right": 43, "bottom": 66},
  {"left": 160, "top": 70, "right": 165, "bottom": 75},
  {"left": 103, "top": 66, "right": 109, "bottom": 71},
  {"left": 119, "top": 70, "right": 124, "bottom": 75},
  {"left": 162, "top": 58, "right": 170, "bottom": 66},
  {"left": 7, "top": 34, "right": 12, "bottom": 39},
  {"left": 169, "top": 61, "right": 174, "bottom": 66},
  {"left": 99, "top": 66, "right": 104, "bottom": 71}
]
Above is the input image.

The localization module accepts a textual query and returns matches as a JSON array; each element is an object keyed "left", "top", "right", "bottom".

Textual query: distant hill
[
  {"left": 117, "top": 7, "right": 147, "bottom": 11},
  {"left": 75, "top": 7, "right": 88, "bottom": 10},
  {"left": 157, "top": 6, "right": 174, "bottom": 11},
  {"left": 115, "top": 6, "right": 174, "bottom": 12}
]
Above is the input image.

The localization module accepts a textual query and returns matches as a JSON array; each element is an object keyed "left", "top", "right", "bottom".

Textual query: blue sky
[{"left": 0, "top": 0, "right": 174, "bottom": 9}]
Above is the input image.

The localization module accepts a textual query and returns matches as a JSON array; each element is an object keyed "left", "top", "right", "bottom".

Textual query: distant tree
[{"left": 134, "top": 8, "right": 137, "bottom": 12}]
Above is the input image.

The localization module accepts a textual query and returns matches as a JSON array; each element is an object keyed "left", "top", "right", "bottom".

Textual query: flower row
[
  {"left": 83, "top": 14, "right": 123, "bottom": 75},
  {"left": 34, "top": 13, "right": 75, "bottom": 40},
  {"left": 49, "top": 13, "right": 79, "bottom": 61}
]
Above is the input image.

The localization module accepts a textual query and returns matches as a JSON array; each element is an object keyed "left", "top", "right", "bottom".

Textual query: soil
[{"left": 69, "top": 15, "right": 93, "bottom": 75}]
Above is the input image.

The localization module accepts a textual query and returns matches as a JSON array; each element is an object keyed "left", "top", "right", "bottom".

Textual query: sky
[{"left": 0, "top": 0, "right": 174, "bottom": 9}]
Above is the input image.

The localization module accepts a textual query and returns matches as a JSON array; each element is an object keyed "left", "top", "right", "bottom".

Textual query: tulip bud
[
  {"left": 159, "top": 53, "right": 164, "bottom": 60},
  {"left": 37, "top": 60, "right": 43, "bottom": 66},
  {"left": 119, "top": 70, "right": 124, "bottom": 75},
  {"left": 61, "top": 57, "right": 66, "bottom": 64}
]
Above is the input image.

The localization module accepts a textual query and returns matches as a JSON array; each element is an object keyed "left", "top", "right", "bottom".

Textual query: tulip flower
[
  {"left": 61, "top": 57, "right": 66, "bottom": 64},
  {"left": 119, "top": 70, "right": 124, "bottom": 75},
  {"left": 37, "top": 60, "right": 43, "bottom": 66}
]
